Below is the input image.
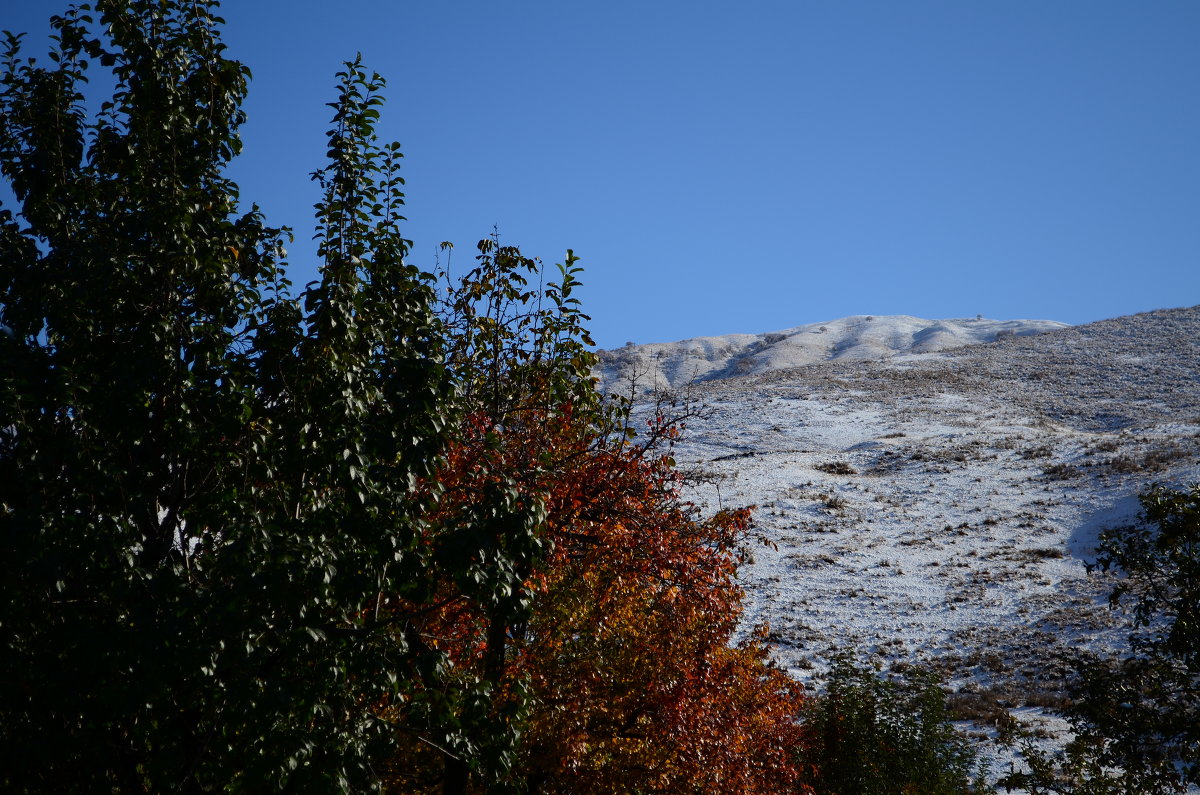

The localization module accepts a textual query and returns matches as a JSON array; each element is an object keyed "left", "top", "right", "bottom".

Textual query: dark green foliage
[
  {"left": 1001, "top": 483, "right": 1200, "bottom": 794},
  {"left": 0, "top": 2, "right": 540, "bottom": 791},
  {"left": 1078, "top": 482, "right": 1200, "bottom": 788},
  {"left": 796, "top": 655, "right": 991, "bottom": 795},
  {"left": 999, "top": 720, "right": 1183, "bottom": 795},
  {"left": 0, "top": 3, "right": 303, "bottom": 789}
]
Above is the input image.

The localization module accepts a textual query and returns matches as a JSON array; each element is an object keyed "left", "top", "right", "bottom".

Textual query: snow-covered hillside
[
  {"left": 595, "top": 314, "right": 1068, "bottom": 393},
  {"left": 610, "top": 306, "right": 1200, "bottom": 783}
]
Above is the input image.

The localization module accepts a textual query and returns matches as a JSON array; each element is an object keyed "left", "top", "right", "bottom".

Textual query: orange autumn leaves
[
  {"left": 397, "top": 397, "right": 810, "bottom": 793},
  {"left": 369, "top": 243, "right": 809, "bottom": 792}
]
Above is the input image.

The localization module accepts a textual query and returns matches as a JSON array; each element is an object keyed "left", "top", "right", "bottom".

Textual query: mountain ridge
[{"left": 596, "top": 314, "right": 1069, "bottom": 392}]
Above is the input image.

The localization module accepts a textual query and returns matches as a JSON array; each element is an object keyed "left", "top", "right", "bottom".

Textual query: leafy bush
[
  {"left": 1001, "top": 483, "right": 1200, "bottom": 794},
  {"left": 796, "top": 655, "right": 992, "bottom": 794},
  {"left": 1074, "top": 483, "right": 1200, "bottom": 789}
]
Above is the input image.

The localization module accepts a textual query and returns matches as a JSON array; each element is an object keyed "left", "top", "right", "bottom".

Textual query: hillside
[
  {"left": 607, "top": 305, "right": 1200, "bottom": 779},
  {"left": 595, "top": 314, "right": 1069, "bottom": 393}
]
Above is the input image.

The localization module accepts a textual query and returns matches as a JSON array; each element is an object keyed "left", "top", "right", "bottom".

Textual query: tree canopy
[{"left": 0, "top": 2, "right": 811, "bottom": 792}]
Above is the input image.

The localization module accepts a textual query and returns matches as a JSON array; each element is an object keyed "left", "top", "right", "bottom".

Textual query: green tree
[
  {"left": 1083, "top": 482, "right": 1200, "bottom": 783},
  {"left": 0, "top": 2, "right": 299, "bottom": 788},
  {"left": 0, "top": 2, "right": 529, "bottom": 791},
  {"left": 1001, "top": 483, "right": 1200, "bottom": 794},
  {"left": 1074, "top": 482, "right": 1200, "bottom": 791},
  {"left": 796, "top": 655, "right": 991, "bottom": 795}
]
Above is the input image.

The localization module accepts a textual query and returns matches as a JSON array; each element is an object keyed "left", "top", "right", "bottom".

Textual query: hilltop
[{"left": 595, "top": 314, "right": 1068, "bottom": 393}]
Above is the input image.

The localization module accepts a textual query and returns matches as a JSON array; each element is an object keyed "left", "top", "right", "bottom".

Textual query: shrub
[
  {"left": 1043, "top": 463, "right": 1081, "bottom": 480},
  {"left": 796, "top": 655, "right": 992, "bottom": 794},
  {"left": 821, "top": 493, "right": 848, "bottom": 510},
  {"left": 1002, "top": 483, "right": 1200, "bottom": 794},
  {"left": 815, "top": 461, "right": 858, "bottom": 475},
  {"left": 1076, "top": 483, "right": 1200, "bottom": 788},
  {"left": 1022, "top": 445, "right": 1055, "bottom": 460}
]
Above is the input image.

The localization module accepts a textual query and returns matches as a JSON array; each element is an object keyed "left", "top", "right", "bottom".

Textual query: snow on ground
[
  {"left": 608, "top": 306, "right": 1200, "bottom": 785},
  {"left": 596, "top": 314, "right": 1069, "bottom": 392}
]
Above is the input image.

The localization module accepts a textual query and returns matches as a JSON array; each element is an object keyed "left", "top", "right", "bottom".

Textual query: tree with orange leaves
[
  {"left": 511, "top": 408, "right": 809, "bottom": 794},
  {"left": 380, "top": 241, "right": 809, "bottom": 793}
]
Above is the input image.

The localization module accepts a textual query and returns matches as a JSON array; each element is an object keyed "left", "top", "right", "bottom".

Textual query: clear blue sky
[{"left": 6, "top": 1, "right": 1200, "bottom": 348}]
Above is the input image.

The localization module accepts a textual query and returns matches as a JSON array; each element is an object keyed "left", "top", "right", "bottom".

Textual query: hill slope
[
  {"left": 595, "top": 314, "right": 1068, "bottom": 392},
  {"left": 619, "top": 306, "right": 1200, "bottom": 779}
]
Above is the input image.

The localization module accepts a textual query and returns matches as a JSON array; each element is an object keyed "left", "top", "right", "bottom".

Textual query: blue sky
[{"left": 6, "top": 1, "right": 1200, "bottom": 348}]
